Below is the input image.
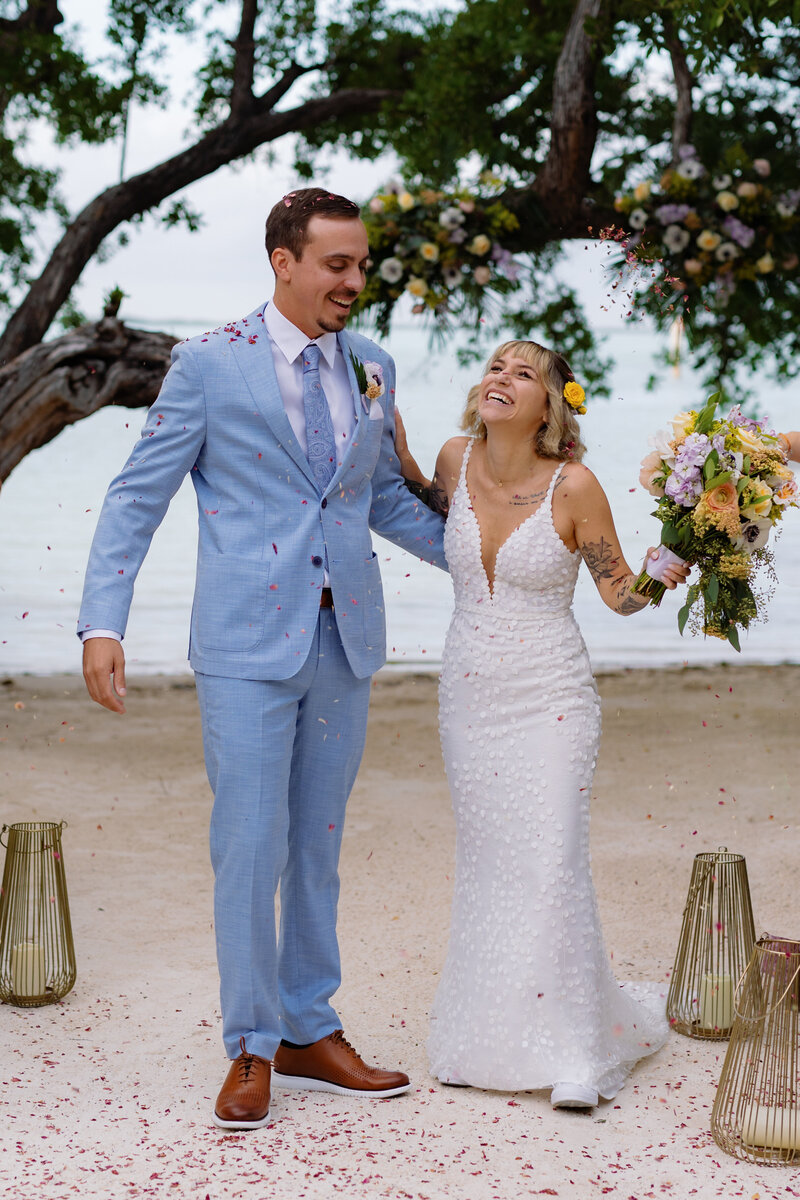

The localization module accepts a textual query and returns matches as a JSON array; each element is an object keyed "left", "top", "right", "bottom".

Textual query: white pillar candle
[
  {"left": 699, "top": 972, "right": 733, "bottom": 1030},
  {"left": 740, "top": 1105, "right": 800, "bottom": 1151},
  {"left": 11, "top": 941, "right": 46, "bottom": 998}
]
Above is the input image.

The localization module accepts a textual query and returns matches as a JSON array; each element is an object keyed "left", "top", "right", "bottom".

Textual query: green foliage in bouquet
[{"left": 632, "top": 394, "right": 799, "bottom": 649}]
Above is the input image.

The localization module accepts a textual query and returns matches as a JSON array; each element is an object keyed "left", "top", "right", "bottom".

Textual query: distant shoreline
[{"left": 3, "top": 658, "right": 799, "bottom": 688}]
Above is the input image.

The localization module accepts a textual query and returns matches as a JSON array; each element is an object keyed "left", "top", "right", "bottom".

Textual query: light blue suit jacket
[{"left": 78, "top": 303, "right": 447, "bottom": 679}]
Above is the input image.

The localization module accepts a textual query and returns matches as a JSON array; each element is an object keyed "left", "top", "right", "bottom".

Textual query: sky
[{"left": 25, "top": 0, "right": 626, "bottom": 336}]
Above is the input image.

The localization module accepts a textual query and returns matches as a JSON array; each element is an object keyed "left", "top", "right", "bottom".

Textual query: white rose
[
  {"left": 697, "top": 230, "right": 722, "bottom": 251},
  {"left": 369, "top": 196, "right": 385, "bottom": 213},
  {"left": 716, "top": 191, "right": 739, "bottom": 212},
  {"left": 671, "top": 411, "right": 695, "bottom": 441},
  {"left": 753, "top": 159, "right": 771, "bottom": 177},
  {"left": 473, "top": 265, "right": 492, "bottom": 285},
  {"left": 406, "top": 275, "right": 428, "bottom": 297},
  {"left": 468, "top": 234, "right": 491, "bottom": 256},
  {"left": 737, "top": 181, "right": 759, "bottom": 199},
  {"left": 649, "top": 428, "right": 677, "bottom": 466}
]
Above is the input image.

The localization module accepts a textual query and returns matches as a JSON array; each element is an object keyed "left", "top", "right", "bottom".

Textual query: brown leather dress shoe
[
  {"left": 213, "top": 1037, "right": 271, "bottom": 1129},
  {"left": 272, "top": 1029, "right": 411, "bottom": 1097}
]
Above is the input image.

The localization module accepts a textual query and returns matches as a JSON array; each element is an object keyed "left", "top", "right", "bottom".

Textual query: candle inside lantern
[
  {"left": 11, "top": 941, "right": 46, "bottom": 998},
  {"left": 740, "top": 1105, "right": 800, "bottom": 1151},
  {"left": 699, "top": 972, "right": 733, "bottom": 1031}
]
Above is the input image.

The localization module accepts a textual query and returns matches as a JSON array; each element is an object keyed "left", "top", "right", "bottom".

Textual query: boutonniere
[{"left": 350, "top": 352, "right": 385, "bottom": 413}]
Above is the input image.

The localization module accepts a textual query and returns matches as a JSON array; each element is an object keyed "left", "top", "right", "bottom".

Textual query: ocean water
[{"left": 1, "top": 323, "right": 798, "bottom": 677}]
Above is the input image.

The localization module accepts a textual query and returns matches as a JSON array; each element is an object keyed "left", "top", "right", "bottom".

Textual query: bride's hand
[{"left": 645, "top": 546, "right": 691, "bottom": 589}]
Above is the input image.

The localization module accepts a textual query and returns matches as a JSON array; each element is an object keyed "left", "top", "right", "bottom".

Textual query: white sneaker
[{"left": 551, "top": 1081, "right": 598, "bottom": 1109}]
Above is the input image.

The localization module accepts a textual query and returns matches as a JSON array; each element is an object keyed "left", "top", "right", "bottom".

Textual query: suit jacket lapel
[
  {"left": 229, "top": 305, "right": 317, "bottom": 488},
  {"left": 328, "top": 330, "right": 370, "bottom": 492}
]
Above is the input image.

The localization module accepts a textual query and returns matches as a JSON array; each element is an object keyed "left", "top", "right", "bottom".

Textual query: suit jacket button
[
  {"left": 311, "top": 555, "right": 323, "bottom": 567},
  {"left": 321, "top": 498, "right": 327, "bottom": 509}
]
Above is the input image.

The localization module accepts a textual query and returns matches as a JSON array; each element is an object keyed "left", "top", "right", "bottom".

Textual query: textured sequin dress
[{"left": 428, "top": 440, "right": 668, "bottom": 1095}]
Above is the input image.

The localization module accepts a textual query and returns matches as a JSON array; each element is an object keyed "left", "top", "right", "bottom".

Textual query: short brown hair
[
  {"left": 265, "top": 187, "right": 361, "bottom": 260},
  {"left": 461, "top": 340, "right": 587, "bottom": 462}
]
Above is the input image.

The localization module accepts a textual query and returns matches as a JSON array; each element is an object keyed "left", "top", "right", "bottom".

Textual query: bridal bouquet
[{"left": 632, "top": 394, "right": 798, "bottom": 648}]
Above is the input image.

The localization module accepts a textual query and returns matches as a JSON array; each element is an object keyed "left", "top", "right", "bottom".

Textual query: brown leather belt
[{"left": 319, "top": 588, "right": 334, "bottom": 609}]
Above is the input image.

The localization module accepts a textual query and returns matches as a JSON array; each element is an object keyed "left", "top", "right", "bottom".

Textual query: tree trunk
[
  {"left": 0, "top": 318, "right": 176, "bottom": 483},
  {"left": 532, "top": 0, "right": 605, "bottom": 229}
]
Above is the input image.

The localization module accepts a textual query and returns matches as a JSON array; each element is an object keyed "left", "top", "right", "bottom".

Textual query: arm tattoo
[
  {"left": 614, "top": 577, "right": 647, "bottom": 615},
  {"left": 403, "top": 473, "right": 449, "bottom": 517},
  {"left": 428, "top": 472, "right": 450, "bottom": 517},
  {"left": 579, "top": 536, "right": 620, "bottom": 581}
]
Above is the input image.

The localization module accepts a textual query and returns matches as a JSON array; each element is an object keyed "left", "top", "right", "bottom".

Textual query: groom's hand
[{"left": 83, "top": 638, "right": 127, "bottom": 714}]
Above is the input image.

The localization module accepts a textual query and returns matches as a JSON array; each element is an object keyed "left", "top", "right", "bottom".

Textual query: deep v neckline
[{"left": 462, "top": 443, "right": 565, "bottom": 599}]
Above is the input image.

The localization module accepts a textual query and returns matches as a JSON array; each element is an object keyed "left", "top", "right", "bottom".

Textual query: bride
[{"left": 397, "top": 340, "right": 688, "bottom": 1109}]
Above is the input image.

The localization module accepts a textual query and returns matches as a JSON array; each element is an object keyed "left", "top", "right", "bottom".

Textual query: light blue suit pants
[{"left": 195, "top": 611, "right": 371, "bottom": 1061}]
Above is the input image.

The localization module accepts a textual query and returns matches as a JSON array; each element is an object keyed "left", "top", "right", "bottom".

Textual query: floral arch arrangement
[
  {"left": 354, "top": 182, "right": 523, "bottom": 336},
  {"left": 607, "top": 145, "right": 799, "bottom": 391}
]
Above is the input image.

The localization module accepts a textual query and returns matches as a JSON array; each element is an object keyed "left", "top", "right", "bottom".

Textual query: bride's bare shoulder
[
  {"left": 557, "top": 461, "right": 610, "bottom": 507},
  {"left": 435, "top": 436, "right": 471, "bottom": 472}
]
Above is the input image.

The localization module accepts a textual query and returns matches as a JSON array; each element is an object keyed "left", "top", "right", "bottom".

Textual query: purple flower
[
  {"left": 665, "top": 471, "right": 703, "bottom": 506},
  {"left": 677, "top": 144, "right": 697, "bottom": 160},
  {"left": 448, "top": 228, "right": 467, "bottom": 244},
  {"left": 722, "top": 215, "right": 756, "bottom": 248},
  {"left": 655, "top": 204, "right": 691, "bottom": 225},
  {"left": 676, "top": 432, "right": 712, "bottom": 469},
  {"left": 491, "top": 244, "right": 520, "bottom": 281}
]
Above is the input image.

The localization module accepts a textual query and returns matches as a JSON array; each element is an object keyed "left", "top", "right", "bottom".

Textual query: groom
[{"left": 79, "top": 188, "right": 447, "bottom": 1129}]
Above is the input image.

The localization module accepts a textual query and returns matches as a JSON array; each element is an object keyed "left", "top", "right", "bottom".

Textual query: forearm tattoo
[
  {"left": 616, "top": 586, "right": 648, "bottom": 615},
  {"left": 579, "top": 537, "right": 620, "bottom": 581}
]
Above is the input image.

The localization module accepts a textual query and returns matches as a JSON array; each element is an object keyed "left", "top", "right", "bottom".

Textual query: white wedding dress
[{"left": 428, "top": 440, "right": 668, "bottom": 1096}]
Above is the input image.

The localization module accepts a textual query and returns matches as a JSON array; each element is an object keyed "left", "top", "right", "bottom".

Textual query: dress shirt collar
[{"left": 263, "top": 300, "right": 339, "bottom": 369}]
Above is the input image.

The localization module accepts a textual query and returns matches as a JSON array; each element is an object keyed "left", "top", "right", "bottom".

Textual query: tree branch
[
  {"left": 0, "top": 85, "right": 394, "bottom": 366},
  {"left": 229, "top": 0, "right": 258, "bottom": 117},
  {"left": 532, "top": 0, "right": 605, "bottom": 232},
  {"left": 0, "top": 318, "right": 177, "bottom": 482},
  {"left": 663, "top": 14, "right": 694, "bottom": 158},
  {"left": 255, "top": 59, "right": 320, "bottom": 112}
]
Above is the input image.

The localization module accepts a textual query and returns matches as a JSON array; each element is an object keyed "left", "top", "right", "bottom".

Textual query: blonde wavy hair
[{"left": 460, "top": 340, "right": 587, "bottom": 462}]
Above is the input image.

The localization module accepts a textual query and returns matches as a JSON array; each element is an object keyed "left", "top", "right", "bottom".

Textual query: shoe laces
[
  {"left": 236, "top": 1036, "right": 259, "bottom": 1081},
  {"left": 329, "top": 1029, "right": 358, "bottom": 1058}
]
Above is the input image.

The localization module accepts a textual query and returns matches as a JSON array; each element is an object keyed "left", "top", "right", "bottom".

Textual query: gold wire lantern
[
  {"left": 667, "top": 847, "right": 755, "bottom": 1039},
  {"left": 711, "top": 936, "right": 800, "bottom": 1164},
  {"left": 0, "top": 822, "right": 76, "bottom": 1007}
]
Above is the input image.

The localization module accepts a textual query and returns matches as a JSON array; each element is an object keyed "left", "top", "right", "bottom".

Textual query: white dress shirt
[{"left": 82, "top": 300, "right": 356, "bottom": 642}]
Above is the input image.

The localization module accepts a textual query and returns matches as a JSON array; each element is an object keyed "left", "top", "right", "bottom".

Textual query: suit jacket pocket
[
  {"left": 192, "top": 556, "right": 269, "bottom": 652},
  {"left": 362, "top": 551, "right": 386, "bottom": 652}
]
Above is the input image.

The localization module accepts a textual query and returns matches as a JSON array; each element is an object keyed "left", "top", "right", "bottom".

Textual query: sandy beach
[{"left": 1, "top": 663, "right": 798, "bottom": 1200}]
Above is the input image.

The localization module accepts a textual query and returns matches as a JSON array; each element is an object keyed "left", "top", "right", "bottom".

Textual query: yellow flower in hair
[{"left": 563, "top": 380, "right": 587, "bottom": 414}]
